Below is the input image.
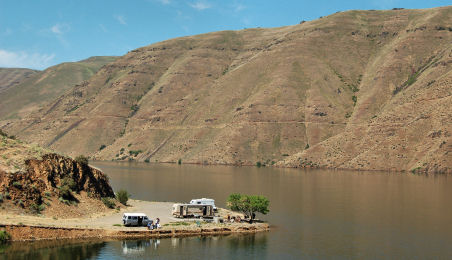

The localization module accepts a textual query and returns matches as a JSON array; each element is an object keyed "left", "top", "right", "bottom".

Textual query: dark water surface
[{"left": 2, "top": 162, "right": 452, "bottom": 259}]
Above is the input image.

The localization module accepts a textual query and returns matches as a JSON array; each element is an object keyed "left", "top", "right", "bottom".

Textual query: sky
[{"left": 0, "top": 0, "right": 450, "bottom": 70}]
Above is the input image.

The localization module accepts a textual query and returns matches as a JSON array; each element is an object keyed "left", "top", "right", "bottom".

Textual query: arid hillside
[
  {"left": 0, "top": 68, "right": 38, "bottom": 93},
  {"left": 2, "top": 7, "right": 451, "bottom": 173},
  {"left": 0, "top": 56, "right": 117, "bottom": 120}
]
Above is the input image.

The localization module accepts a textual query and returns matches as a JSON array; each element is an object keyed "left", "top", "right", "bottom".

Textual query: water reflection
[
  {"left": 1, "top": 234, "right": 268, "bottom": 260},
  {"left": 0, "top": 239, "right": 106, "bottom": 260}
]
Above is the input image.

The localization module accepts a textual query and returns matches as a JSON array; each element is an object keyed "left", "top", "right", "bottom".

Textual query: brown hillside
[
  {"left": 2, "top": 7, "right": 451, "bottom": 173},
  {"left": 0, "top": 68, "right": 38, "bottom": 93},
  {"left": 0, "top": 56, "right": 117, "bottom": 120}
]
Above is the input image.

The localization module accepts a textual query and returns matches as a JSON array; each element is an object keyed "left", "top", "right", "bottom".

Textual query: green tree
[{"left": 227, "top": 193, "right": 270, "bottom": 222}]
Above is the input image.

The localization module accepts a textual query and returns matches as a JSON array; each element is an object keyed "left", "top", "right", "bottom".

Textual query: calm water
[{"left": 2, "top": 162, "right": 452, "bottom": 259}]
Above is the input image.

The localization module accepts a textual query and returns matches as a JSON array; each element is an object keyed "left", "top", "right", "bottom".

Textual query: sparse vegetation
[
  {"left": 62, "top": 176, "right": 77, "bottom": 191},
  {"left": 178, "top": 158, "right": 182, "bottom": 165},
  {"left": 130, "top": 104, "right": 139, "bottom": 116},
  {"left": 58, "top": 185, "right": 73, "bottom": 201},
  {"left": 129, "top": 150, "right": 143, "bottom": 156},
  {"left": 0, "top": 230, "right": 11, "bottom": 244},
  {"left": 256, "top": 161, "right": 262, "bottom": 167},
  {"left": 165, "top": 222, "right": 192, "bottom": 226},
  {"left": 30, "top": 203, "right": 46, "bottom": 214},
  {"left": 75, "top": 155, "right": 89, "bottom": 166},
  {"left": 99, "top": 144, "right": 106, "bottom": 150},
  {"left": 12, "top": 182, "right": 22, "bottom": 189},
  {"left": 102, "top": 197, "right": 116, "bottom": 209},
  {"left": 305, "top": 144, "right": 310, "bottom": 149},
  {"left": 144, "top": 158, "right": 150, "bottom": 163},
  {"left": 352, "top": 95, "right": 357, "bottom": 106},
  {"left": 116, "top": 189, "right": 130, "bottom": 205}
]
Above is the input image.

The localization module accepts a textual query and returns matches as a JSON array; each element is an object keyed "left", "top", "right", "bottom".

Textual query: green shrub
[
  {"left": 352, "top": 95, "right": 357, "bottom": 106},
  {"left": 61, "top": 176, "right": 77, "bottom": 191},
  {"left": 256, "top": 161, "right": 262, "bottom": 167},
  {"left": 0, "top": 194, "right": 3, "bottom": 203},
  {"left": 102, "top": 197, "right": 115, "bottom": 209},
  {"left": 115, "top": 189, "right": 130, "bottom": 205},
  {"left": 129, "top": 150, "right": 143, "bottom": 156},
  {"left": 99, "top": 144, "right": 106, "bottom": 150},
  {"left": 44, "top": 191, "right": 51, "bottom": 197},
  {"left": 0, "top": 230, "right": 11, "bottom": 244},
  {"left": 345, "top": 112, "right": 352, "bottom": 118},
  {"left": 59, "top": 197, "right": 71, "bottom": 205},
  {"left": 30, "top": 203, "right": 46, "bottom": 214},
  {"left": 75, "top": 155, "right": 89, "bottom": 166},
  {"left": 178, "top": 159, "right": 182, "bottom": 165},
  {"left": 4, "top": 192, "right": 10, "bottom": 199},
  {"left": 12, "top": 182, "right": 22, "bottom": 189},
  {"left": 305, "top": 143, "right": 310, "bottom": 149},
  {"left": 144, "top": 158, "right": 150, "bottom": 163},
  {"left": 130, "top": 104, "right": 139, "bottom": 112},
  {"left": 58, "top": 185, "right": 72, "bottom": 200}
]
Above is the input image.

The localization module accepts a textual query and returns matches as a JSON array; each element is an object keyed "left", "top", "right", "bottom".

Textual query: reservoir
[{"left": 2, "top": 162, "right": 452, "bottom": 259}]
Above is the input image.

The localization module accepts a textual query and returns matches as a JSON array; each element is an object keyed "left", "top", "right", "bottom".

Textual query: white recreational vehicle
[
  {"left": 189, "top": 198, "right": 217, "bottom": 211},
  {"left": 122, "top": 213, "right": 151, "bottom": 226},
  {"left": 172, "top": 203, "right": 214, "bottom": 218}
]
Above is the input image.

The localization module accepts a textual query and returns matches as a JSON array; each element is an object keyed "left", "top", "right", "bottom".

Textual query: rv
[
  {"left": 189, "top": 198, "right": 217, "bottom": 211},
  {"left": 122, "top": 213, "right": 151, "bottom": 226},
  {"left": 172, "top": 204, "right": 214, "bottom": 218}
]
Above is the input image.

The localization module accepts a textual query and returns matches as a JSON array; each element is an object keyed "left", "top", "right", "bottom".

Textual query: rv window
[
  {"left": 128, "top": 216, "right": 131, "bottom": 219},
  {"left": 197, "top": 202, "right": 201, "bottom": 204},
  {"left": 133, "top": 216, "right": 138, "bottom": 219}
]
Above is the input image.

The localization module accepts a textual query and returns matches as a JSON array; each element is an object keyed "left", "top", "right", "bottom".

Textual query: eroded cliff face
[{"left": 0, "top": 153, "right": 114, "bottom": 208}]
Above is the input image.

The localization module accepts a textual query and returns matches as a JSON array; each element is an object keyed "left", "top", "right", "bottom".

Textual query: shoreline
[
  {"left": 0, "top": 199, "right": 269, "bottom": 242},
  {"left": 1, "top": 222, "right": 269, "bottom": 242},
  {"left": 92, "top": 160, "right": 451, "bottom": 174}
]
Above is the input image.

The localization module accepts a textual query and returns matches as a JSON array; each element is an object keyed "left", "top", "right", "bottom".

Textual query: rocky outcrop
[{"left": 0, "top": 153, "right": 114, "bottom": 208}]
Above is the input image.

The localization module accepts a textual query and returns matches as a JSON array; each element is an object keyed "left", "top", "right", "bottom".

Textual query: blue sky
[{"left": 0, "top": 0, "right": 450, "bottom": 70}]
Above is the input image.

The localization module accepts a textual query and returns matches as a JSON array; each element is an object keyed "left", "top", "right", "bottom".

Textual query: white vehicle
[
  {"left": 189, "top": 198, "right": 217, "bottom": 211},
  {"left": 122, "top": 213, "right": 150, "bottom": 226}
]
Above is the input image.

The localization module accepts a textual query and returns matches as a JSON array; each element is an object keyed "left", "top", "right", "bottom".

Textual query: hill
[
  {"left": 0, "top": 56, "right": 117, "bottom": 120},
  {"left": 2, "top": 7, "right": 451, "bottom": 173},
  {"left": 0, "top": 68, "right": 38, "bottom": 93}
]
